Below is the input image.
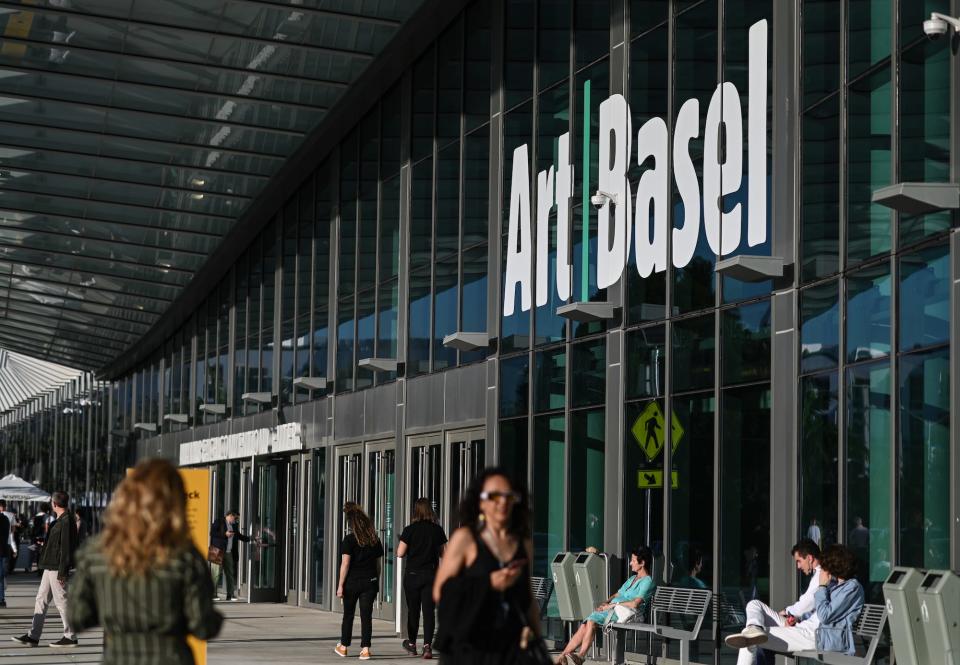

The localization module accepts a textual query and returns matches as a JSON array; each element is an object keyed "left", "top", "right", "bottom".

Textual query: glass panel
[
  {"left": 846, "top": 261, "right": 891, "bottom": 363},
  {"left": 846, "top": 360, "right": 891, "bottom": 602},
  {"left": 631, "top": 0, "right": 668, "bottom": 37},
  {"left": 623, "top": 400, "right": 663, "bottom": 570},
  {"left": 800, "top": 279, "right": 841, "bottom": 374},
  {"left": 411, "top": 158, "right": 434, "bottom": 273},
  {"left": 900, "top": 243, "right": 949, "bottom": 352},
  {"left": 848, "top": 0, "right": 891, "bottom": 80},
  {"left": 437, "top": 21, "right": 463, "bottom": 145},
  {"left": 802, "top": 96, "right": 841, "bottom": 281},
  {"left": 569, "top": 408, "right": 604, "bottom": 550},
  {"left": 368, "top": 449, "right": 395, "bottom": 605},
  {"left": 626, "top": 24, "right": 668, "bottom": 323},
  {"left": 534, "top": 347, "right": 566, "bottom": 413},
  {"left": 336, "top": 136, "right": 358, "bottom": 393},
  {"left": 499, "top": 354, "right": 530, "bottom": 418},
  {"left": 260, "top": 226, "right": 276, "bottom": 396},
  {"left": 460, "top": 243, "right": 489, "bottom": 365},
  {"left": 535, "top": 83, "right": 570, "bottom": 345},
  {"left": 671, "top": 393, "right": 715, "bottom": 597},
  {"left": 464, "top": 1, "right": 492, "bottom": 132},
  {"left": 803, "top": 0, "right": 841, "bottom": 107},
  {"left": 571, "top": 337, "right": 605, "bottom": 407},
  {"left": 436, "top": 142, "right": 461, "bottom": 258},
  {"left": 533, "top": 414, "right": 565, "bottom": 579},
  {"left": 504, "top": 0, "right": 535, "bottom": 109},
  {"left": 800, "top": 372, "right": 839, "bottom": 551},
  {"left": 898, "top": 348, "right": 950, "bottom": 570},
  {"left": 253, "top": 464, "right": 279, "bottom": 590},
  {"left": 501, "top": 102, "right": 532, "bottom": 353},
  {"left": 433, "top": 258, "right": 458, "bottom": 371},
  {"left": 626, "top": 325, "right": 665, "bottom": 400},
  {"left": 673, "top": 0, "right": 717, "bottom": 312},
  {"left": 720, "top": 385, "right": 771, "bottom": 608},
  {"left": 575, "top": 0, "right": 608, "bottom": 68},
  {"left": 408, "top": 268, "right": 431, "bottom": 377},
  {"left": 539, "top": 0, "right": 570, "bottom": 90},
  {"left": 356, "top": 289, "right": 376, "bottom": 390},
  {"left": 381, "top": 85, "right": 402, "bottom": 180},
  {"left": 846, "top": 66, "right": 891, "bottom": 264},
  {"left": 722, "top": 299, "right": 771, "bottom": 385},
  {"left": 672, "top": 313, "right": 715, "bottom": 393},
  {"left": 899, "top": 38, "right": 951, "bottom": 245},
  {"left": 499, "top": 417, "right": 529, "bottom": 483},
  {"left": 463, "top": 128, "right": 490, "bottom": 248},
  {"left": 412, "top": 49, "right": 435, "bottom": 163}
]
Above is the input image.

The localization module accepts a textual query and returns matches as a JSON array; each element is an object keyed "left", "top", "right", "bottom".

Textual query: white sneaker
[{"left": 725, "top": 625, "right": 768, "bottom": 649}]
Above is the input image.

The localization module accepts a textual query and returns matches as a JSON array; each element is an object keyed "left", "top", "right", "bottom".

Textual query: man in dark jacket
[
  {"left": 11, "top": 491, "right": 78, "bottom": 648},
  {"left": 209, "top": 510, "right": 250, "bottom": 601}
]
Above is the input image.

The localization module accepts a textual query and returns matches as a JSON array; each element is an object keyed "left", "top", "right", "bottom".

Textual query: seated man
[{"left": 726, "top": 544, "right": 865, "bottom": 664}]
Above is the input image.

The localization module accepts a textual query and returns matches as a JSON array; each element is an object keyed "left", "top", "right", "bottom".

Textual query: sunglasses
[{"left": 479, "top": 490, "right": 521, "bottom": 503}]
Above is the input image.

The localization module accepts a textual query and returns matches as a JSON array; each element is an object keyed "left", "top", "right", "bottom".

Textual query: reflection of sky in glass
[{"left": 846, "top": 265, "right": 891, "bottom": 363}]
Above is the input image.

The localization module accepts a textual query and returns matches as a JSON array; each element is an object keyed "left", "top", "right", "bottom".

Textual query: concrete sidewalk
[{"left": 0, "top": 572, "right": 426, "bottom": 664}]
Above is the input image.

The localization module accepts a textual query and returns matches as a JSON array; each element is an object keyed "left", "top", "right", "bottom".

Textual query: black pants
[
  {"left": 404, "top": 570, "right": 436, "bottom": 644},
  {"left": 341, "top": 577, "right": 378, "bottom": 648}
]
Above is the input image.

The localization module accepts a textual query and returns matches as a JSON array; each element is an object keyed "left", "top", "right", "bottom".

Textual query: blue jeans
[{"left": 0, "top": 555, "right": 7, "bottom": 602}]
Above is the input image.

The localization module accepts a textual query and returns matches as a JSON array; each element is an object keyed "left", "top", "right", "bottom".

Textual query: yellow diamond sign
[{"left": 631, "top": 402, "right": 684, "bottom": 462}]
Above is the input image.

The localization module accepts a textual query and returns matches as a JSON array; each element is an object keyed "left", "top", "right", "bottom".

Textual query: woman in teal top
[{"left": 556, "top": 546, "right": 656, "bottom": 665}]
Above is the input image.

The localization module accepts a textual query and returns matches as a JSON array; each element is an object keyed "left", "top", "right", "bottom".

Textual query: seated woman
[
  {"left": 725, "top": 544, "right": 865, "bottom": 665},
  {"left": 556, "top": 546, "right": 656, "bottom": 665}
]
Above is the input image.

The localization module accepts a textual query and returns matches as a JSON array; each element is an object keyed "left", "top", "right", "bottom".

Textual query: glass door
[
  {"left": 238, "top": 460, "right": 252, "bottom": 598},
  {"left": 250, "top": 458, "right": 287, "bottom": 602},
  {"left": 447, "top": 429, "right": 486, "bottom": 529},
  {"left": 408, "top": 434, "right": 444, "bottom": 526},
  {"left": 286, "top": 459, "right": 300, "bottom": 604},
  {"left": 334, "top": 445, "right": 363, "bottom": 609},
  {"left": 366, "top": 440, "right": 396, "bottom": 621}
]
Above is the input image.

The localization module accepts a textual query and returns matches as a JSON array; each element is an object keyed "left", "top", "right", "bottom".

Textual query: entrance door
[
  {"left": 447, "top": 429, "right": 486, "bottom": 529},
  {"left": 335, "top": 445, "right": 363, "bottom": 541},
  {"left": 366, "top": 441, "right": 396, "bottom": 621},
  {"left": 250, "top": 458, "right": 287, "bottom": 602},
  {"left": 238, "top": 460, "right": 252, "bottom": 598},
  {"left": 286, "top": 458, "right": 301, "bottom": 604},
  {"left": 408, "top": 434, "right": 444, "bottom": 525}
]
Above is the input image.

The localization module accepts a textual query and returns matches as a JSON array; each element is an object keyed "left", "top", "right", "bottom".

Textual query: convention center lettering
[{"left": 503, "top": 19, "right": 768, "bottom": 316}]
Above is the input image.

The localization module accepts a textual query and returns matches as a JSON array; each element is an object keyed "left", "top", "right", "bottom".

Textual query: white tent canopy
[{"left": 0, "top": 474, "right": 50, "bottom": 502}]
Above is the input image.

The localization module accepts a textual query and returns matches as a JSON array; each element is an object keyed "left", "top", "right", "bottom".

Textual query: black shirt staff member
[
  {"left": 397, "top": 498, "right": 447, "bottom": 659},
  {"left": 334, "top": 503, "right": 384, "bottom": 661}
]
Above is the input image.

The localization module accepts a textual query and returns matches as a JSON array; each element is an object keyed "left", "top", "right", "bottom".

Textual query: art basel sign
[{"left": 504, "top": 20, "right": 768, "bottom": 316}]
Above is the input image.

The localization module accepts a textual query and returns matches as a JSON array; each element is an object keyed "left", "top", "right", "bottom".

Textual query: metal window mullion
[
  {"left": 456, "top": 14, "right": 467, "bottom": 368},
  {"left": 373, "top": 103, "right": 384, "bottom": 375},
  {"left": 836, "top": 0, "right": 850, "bottom": 551},
  {"left": 429, "top": 45, "right": 439, "bottom": 374},
  {"left": 327, "top": 146, "right": 340, "bottom": 393},
  {"left": 274, "top": 215, "right": 284, "bottom": 398}
]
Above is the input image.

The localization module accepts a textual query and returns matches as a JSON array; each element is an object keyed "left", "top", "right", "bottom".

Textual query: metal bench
[
  {"left": 766, "top": 603, "right": 888, "bottom": 665},
  {"left": 531, "top": 575, "right": 554, "bottom": 616},
  {"left": 608, "top": 586, "right": 713, "bottom": 665}
]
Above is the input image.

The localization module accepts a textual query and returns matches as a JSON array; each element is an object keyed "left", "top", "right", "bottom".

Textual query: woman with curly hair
[
  {"left": 726, "top": 543, "right": 864, "bottom": 665},
  {"left": 334, "top": 502, "right": 384, "bottom": 660},
  {"left": 67, "top": 458, "right": 223, "bottom": 665},
  {"left": 432, "top": 467, "right": 541, "bottom": 665}
]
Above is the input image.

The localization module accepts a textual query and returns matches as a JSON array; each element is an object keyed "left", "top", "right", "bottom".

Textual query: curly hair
[
  {"left": 101, "top": 458, "right": 193, "bottom": 576},
  {"left": 820, "top": 544, "right": 859, "bottom": 580},
  {"left": 457, "top": 466, "right": 530, "bottom": 539},
  {"left": 344, "top": 502, "right": 380, "bottom": 548}
]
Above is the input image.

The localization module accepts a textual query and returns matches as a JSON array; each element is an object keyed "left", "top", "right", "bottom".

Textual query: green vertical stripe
[{"left": 581, "top": 79, "right": 591, "bottom": 302}]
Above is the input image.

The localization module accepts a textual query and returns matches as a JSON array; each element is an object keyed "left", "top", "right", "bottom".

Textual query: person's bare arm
[
  {"left": 397, "top": 541, "right": 408, "bottom": 558},
  {"left": 336, "top": 554, "right": 351, "bottom": 598},
  {"left": 433, "top": 527, "right": 472, "bottom": 603}
]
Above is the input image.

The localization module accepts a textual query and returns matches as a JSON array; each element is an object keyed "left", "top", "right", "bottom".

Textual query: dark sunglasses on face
[{"left": 479, "top": 490, "right": 521, "bottom": 503}]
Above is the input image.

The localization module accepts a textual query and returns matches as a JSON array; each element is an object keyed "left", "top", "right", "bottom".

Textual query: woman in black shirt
[
  {"left": 335, "top": 503, "right": 384, "bottom": 660},
  {"left": 397, "top": 498, "right": 447, "bottom": 659}
]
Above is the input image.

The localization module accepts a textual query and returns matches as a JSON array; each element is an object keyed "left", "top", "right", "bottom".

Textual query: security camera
[
  {"left": 590, "top": 190, "right": 618, "bottom": 208},
  {"left": 924, "top": 17, "right": 948, "bottom": 39},
  {"left": 924, "top": 12, "right": 960, "bottom": 40}
]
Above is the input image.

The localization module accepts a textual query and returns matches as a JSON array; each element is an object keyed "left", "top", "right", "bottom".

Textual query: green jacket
[
  {"left": 38, "top": 511, "right": 76, "bottom": 579},
  {"left": 68, "top": 538, "right": 224, "bottom": 665}
]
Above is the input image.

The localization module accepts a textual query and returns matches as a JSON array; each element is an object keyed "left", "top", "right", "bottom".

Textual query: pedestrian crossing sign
[{"left": 631, "top": 401, "right": 684, "bottom": 462}]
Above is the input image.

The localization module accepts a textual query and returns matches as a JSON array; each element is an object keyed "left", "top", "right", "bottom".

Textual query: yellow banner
[{"left": 179, "top": 468, "right": 210, "bottom": 665}]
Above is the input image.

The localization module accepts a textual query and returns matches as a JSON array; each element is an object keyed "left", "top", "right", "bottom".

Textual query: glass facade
[{"left": 0, "top": 1, "right": 956, "bottom": 658}]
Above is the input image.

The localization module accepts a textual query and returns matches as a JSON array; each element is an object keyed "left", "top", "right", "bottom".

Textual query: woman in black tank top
[{"left": 432, "top": 468, "right": 539, "bottom": 665}]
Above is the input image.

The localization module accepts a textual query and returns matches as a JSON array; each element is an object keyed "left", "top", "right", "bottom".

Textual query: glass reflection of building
[{"left": 0, "top": 1, "right": 955, "bottom": 662}]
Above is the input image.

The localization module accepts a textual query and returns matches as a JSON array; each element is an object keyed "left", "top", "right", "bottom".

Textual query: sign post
[{"left": 179, "top": 468, "right": 210, "bottom": 665}]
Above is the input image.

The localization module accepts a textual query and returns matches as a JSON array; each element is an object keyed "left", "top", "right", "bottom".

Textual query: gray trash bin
[
  {"left": 572, "top": 552, "right": 607, "bottom": 621},
  {"left": 551, "top": 551, "right": 581, "bottom": 621},
  {"left": 916, "top": 569, "right": 960, "bottom": 665},
  {"left": 882, "top": 566, "right": 929, "bottom": 665}
]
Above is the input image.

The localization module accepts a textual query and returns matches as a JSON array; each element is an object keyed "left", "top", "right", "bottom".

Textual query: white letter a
[{"left": 503, "top": 144, "right": 533, "bottom": 316}]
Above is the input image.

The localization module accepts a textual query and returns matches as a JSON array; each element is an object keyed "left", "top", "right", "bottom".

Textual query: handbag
[
  {"left": 510, "top": 598, "right": 554, "bottom": 665},
  {"left": 207, "top": 545, "right": 224, "bottom": 566}
]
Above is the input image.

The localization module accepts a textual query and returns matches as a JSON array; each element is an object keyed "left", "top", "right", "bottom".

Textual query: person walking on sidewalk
[
  {"left": 67, "top": 458, "right": 223, "bottom": 665},
  {"left": 209, "top": 510, "right": 251, "bottom": 601},
  {"left": 398, "top": 498, "right": 447, "bottom": 659},
  {"left": 334, "top": 502, "right": 384, "bottom": 661},
  {"left": 12, "top": 490, "right": 79, "bottom": 648}
]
